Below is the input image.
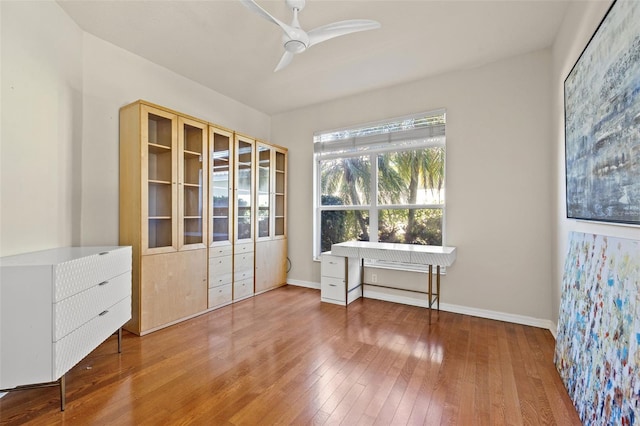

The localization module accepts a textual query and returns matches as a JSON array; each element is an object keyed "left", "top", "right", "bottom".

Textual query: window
[{"left": 313, "top": 110, "right": 446, "bottom": 260}]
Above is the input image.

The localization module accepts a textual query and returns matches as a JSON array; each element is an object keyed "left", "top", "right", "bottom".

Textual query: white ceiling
[{"left": 57, "top": 0, "right": 571, "bottom": 115}]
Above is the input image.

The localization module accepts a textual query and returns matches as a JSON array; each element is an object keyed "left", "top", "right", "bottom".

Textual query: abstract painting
[
  {"left": 565, "top": 0, "right": 640, "bottom": 225},
  {"left": 555, "top": 231, "right": 640, "bottom": 425}
]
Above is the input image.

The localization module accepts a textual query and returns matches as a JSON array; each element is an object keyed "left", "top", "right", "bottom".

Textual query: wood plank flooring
[{"left": 0, "top": 285, "right": 581, "bottom": 425}]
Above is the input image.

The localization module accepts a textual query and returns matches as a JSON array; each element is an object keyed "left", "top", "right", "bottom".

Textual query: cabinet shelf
[
  {"left": 149, "top": 179, "right": 171, "bottom": 185},
  {"left": 183, "top": 149, "right": 202, "bottom": 158},
  {"left": 149, "top": 142, "right": 171, "bottom": 153},
  {"left": 183, "top": 183, "right": 201, "bottom": 188},
  {"left": 149, "top": 216, "right": 172, "bottom": 220}
]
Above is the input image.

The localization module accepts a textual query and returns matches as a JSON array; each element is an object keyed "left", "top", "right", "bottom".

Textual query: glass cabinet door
[
  {"left": 209, "top": 127, "right": 233, "bottom": 246},
  {"left": 179, "top": 117, "right": 208, "bottom": 250},
  {"left": 256, "top": 144, "right": 271, "bottom": 239},
  {"left": 143, "top": 105, "right": 178, "bottom": 254},
  {"left": 275, "top": 149, "right": 286, "bottom": 237},
  {"left": 235, "top": 135, "right": 255, "bottom": 243}
]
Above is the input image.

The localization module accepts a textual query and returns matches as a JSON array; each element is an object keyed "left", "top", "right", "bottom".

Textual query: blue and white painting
[
  {"left": 555, "top": 232, "right": 640, "bottom": 425},
  {"left": 565, "top": 0, "right": 640, "bottom": 224}
]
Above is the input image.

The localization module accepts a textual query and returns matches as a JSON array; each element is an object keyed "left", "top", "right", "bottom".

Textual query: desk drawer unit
[
  {"left": 0, "top": 246, "right": 132, "bottom": 407},
  {"left": 320, "top": 252, "right": 362, "bottom": 306}
]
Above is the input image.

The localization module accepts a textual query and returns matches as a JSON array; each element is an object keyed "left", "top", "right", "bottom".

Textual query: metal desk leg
[
  {"left": 437, "top": 265, "right": 441, "bottom": 312},
  {"left": 60, "top": 375, "right": 66, "bottom": 411},
  {"left": 428, "top": 264, "right": 433, "bottom": 324},
  {"left": 118, "top": 327, "right": 123, "bottom": 353}
]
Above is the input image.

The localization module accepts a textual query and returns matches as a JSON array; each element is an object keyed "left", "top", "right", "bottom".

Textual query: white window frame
[{"left": 313, "top": 110, "right": 446, "bottom": 263}]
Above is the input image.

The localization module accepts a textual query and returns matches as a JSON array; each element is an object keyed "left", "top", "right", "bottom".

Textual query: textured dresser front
[
  {"left": 52, "top": 247, "right": 132, "bottom": 379},
  {"left": 0, "top": 246, "right": 132, "bottom": 389}
]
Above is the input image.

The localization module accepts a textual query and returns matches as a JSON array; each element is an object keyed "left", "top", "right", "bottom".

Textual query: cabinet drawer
[
  {"left": 321, "top": 276, "right": 346, "bottom": 302},
  {"left": 234, "top": 269, "right": 253, "bottom": 282},
  {"left": 209, "top": 271, "right": 233, "bottom": 288},
  {"left": 54, "top": 296, "right": 131, "bottom": 380},
  {"left": 209, "top": 245, "right": 233, "bottom": 258},
  {"left": 234, "top": 242, "right": 254, "bottom": 254},
  {"left": 54, "top": 271, "right": 131, "bottom": 341},
  {"left": 54, "top": 247, "right": 132, "bottom": 302},
  {"left": 321, "top": 254, "right": 345, "bottom": 279},
  {"left": 234, "top": 253, "right": 254, "bottom": 273},
  {"left": 208, "top": 284, "right": 232, "bottom": 308},
  {"left": 233, "top": 279, "right": 254, "bottom": 300},
  {"left": 209, "top": 255, "right": 233, "bottom": 282}
]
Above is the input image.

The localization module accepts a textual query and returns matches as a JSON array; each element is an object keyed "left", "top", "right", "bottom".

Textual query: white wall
[
  {"left": 272, "top": 49, "right": 554, "bottom": 323},
  {"left": 0, "top": 0, "right": 83, "bottom": 256},
  {"left": 550, "top": 0, "right": 640, "bottom": 326},
  {"left": 0, "top": 1, "right": 271, "bottom": 254},
  {"left": 79, "top": 33, "right": 271, "bottom": 246}
]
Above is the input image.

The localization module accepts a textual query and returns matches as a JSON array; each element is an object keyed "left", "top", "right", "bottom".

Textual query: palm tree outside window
[{"left": 313, "top": 110, "right": 446, "bottom": 260}]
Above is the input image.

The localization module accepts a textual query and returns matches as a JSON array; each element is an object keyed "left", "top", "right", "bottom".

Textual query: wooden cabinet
[
  {"left": 0, "top": 246, "right": 131, "bottom": 408},
  {"left": 208, "top": 126, "right": 234, "bottom": 308},
  {"left": 255, "top": 143, "right": 288, "bottom": 294},
  {"left": 233, "top": 135, "right": 256, "bottom": 300},
  {"left": 120, "top": 100, "right": 288, "bottom": 333},
  {"left": 120, "top": 100, "right": 208, "bottom": 335}
]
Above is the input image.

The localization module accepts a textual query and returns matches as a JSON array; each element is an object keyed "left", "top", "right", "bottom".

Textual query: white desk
[{"left": 330, "top": 241, "right": 457, "bottom": 323}]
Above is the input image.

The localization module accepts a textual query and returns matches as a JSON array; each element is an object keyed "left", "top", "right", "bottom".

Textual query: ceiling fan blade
[
  {"left": 274, "top": 51, "right": 295, "bottom": 72},
  {"left": 308, "top": 19, "right": 381, "bottom": 47},
  {"left": 240, "top": 0, "right": 297, "bottom": 39}
]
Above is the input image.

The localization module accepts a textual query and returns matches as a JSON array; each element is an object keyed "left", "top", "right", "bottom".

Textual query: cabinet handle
[
  {"left": 99, "top": 310, "right": 109, "bottom": 316},
  {"left": 329, "top": 284, "right": 337, "bottom": 287},
  {"left": 98, "top": 281, "right": 109, "bottom": 286},
  {"left": 99, "top": 251, "right": 109, "bottom": 256},
  {"left": 329, "top": 261, "right": 337, "bottom": 265}
]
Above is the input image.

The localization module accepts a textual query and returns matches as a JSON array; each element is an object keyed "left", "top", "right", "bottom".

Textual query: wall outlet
[{"left": 371, "top": 273, "right": 377, "bottom": 283}]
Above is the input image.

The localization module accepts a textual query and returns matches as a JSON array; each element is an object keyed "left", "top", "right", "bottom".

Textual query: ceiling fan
[{"left": 240, "top": 0, "right": 381, "bottom": 72}]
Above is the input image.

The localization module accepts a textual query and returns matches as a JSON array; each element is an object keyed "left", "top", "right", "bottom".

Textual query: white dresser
[{"left": 0, "top": 246, "right": 132, "bottom": 409}]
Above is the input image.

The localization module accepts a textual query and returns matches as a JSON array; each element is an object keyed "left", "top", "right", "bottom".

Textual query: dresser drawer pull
[
  {"left": 99, "top": 310, "right": 109, "bottom": 316},
  {"left": 98, "top": 281, "right": 109, "bottom": 286},
  {"left": 329, "top": 284, "right": 337, "bottom": 287},
  {"left": 99, "top": 251, "right": 109, "bottom": 256}
]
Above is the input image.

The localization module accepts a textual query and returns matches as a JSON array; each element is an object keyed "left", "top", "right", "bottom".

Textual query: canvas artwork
[
  {"left": 555, "top": 232, "right": 640, "bottom": 425},
  {"left": 565, "top": 0, "right": 640, "bottom": 225}
]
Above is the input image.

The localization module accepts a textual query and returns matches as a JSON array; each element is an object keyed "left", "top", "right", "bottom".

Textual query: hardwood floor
[{"left": 0, "top": 285, "right": 580, "bottom": 425}]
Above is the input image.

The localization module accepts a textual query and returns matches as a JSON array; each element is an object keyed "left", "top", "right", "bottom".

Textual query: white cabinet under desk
[
  {"left": 320, "top": 252, "right": 362, "bottom": 305},
  {"left": 0, "top": 246, "right": 132, "bottom": 410},
  {"left": 325, "top": 241, "right": 457, "bottom": 323}
]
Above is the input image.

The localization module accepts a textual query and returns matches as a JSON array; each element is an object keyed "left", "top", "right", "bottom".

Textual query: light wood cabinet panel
[
  {"left": 140, "top": 249, "right": 207, "bottom": 333},
  {"left": 255, "top": 239, "right": 287, "bottom": 294}
]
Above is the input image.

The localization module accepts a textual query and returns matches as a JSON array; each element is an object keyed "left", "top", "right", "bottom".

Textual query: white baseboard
[
  {"left": 287, "top": 279, "right": 320, "bottom": 290},
  {"left": 288, "top": 281, "right": 556, "bottom": 334}
]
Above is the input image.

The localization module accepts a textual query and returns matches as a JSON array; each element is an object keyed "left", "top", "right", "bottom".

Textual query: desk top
[{"left": 331, "top": 241, "right": 457, "bottom": 267}]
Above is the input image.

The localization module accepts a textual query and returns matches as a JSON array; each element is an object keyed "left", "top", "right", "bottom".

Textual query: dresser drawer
[
  {"left": 54, "top": 271, "right": 131, "bottom": 341},
  {"left": 234, "top": 279, "right": 253, "bottom": 300},
  {"left": 208, "top": 284, "right": 232, "bottom": 308},
  {"left": 54, "top": 296, "right": 131, "bottom": 380},
  {"left": 234, "top": 252, "right": 254, "bottom": 273},
  {"left": 209, "top": 245, "right": 233, "bottom": 258},
  {"left": 321, "top": 276, "right": 346, "bottom": 302},
  {"left": 53, "top": 247, "right": 132, "bottom": 302},
  {"left": 321, "top": 254, "right": 345, "bottom": 279}
]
